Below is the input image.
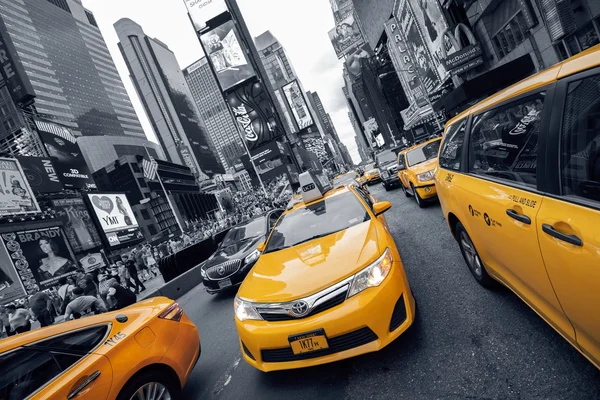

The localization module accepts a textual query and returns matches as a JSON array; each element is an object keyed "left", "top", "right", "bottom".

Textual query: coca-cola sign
[{"left": 226, "top": 80, "right": 283, "bottom": 150}]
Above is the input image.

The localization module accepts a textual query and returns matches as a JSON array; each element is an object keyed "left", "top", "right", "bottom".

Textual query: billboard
[
  {"left": 79, "top": 253, "right": 106, "bottom": 273},
  {"left": 183, "top": 0, "right": 228, "bottom": 32},
  {"left": 0, "top": 16, "right": 35, "bottom": 105},
  {"left": 0, "top": 157, "right": 40, "bottom": 216},
  {"left": 34, "top": 120, "right": 96, "bottom": 190},
  {"left": 329, "top": 13, "right": 364, "bottom": 59},
  {"left": 0, "top": 240, "right": 26, "bottom": 305},
  {"left": 86, "top": 193, "right": 143, "bottom": 248},
  {"left": 226, "top": 80, "right": 283, "bottom": 150},
  {"left": 17, "top": 156, "right": 64, "bottom": 194},
  {"left": 52, "top": 197, "right": 103, "bottom": 254},
  {"left": 1, "top": 227, "right": 78, "bottom": 292},
  {"left": 282, "top": 81, "right": 313, "bottom": 130},
  {"left": 201, "top": 20, "right": 256, "bottom": 92},
  {"left": 345, "top": 44, "right": 371, "bottom": 80}
]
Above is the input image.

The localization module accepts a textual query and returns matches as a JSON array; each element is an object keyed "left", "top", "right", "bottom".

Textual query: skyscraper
[
  {"left": 114, "top": 18, "right": 224, "bottom": 178},
  {"left": 0, "top": 0, "right": 163, "bottom": 171},
  {"left": 183, "top": 58, "right": 243, "bottom": 170}
]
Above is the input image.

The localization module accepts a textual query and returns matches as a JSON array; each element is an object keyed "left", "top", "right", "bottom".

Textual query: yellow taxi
[
  {"left": 397, "top": 137, "right": 442, "bottom": 207},
  {"left": 234, "top": 172, "right": 416, "bottom": 372},
  {"left": 363, "top": 168, "right": 381, "bottom": 185},
  {"left": 434, "top": 44, "right": 600, "bottom": 369},
  {"left": 0, "top": 297, "right": 200, "bottom": 399}
]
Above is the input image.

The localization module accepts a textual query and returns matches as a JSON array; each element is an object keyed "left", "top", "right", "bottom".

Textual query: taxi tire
[
  {"left": 117, "top": 369, "right": 182, "bottom": 400},
  {"left": 401, "top": 182, "right": 411, "bottom": 197},
  {"left": 455, "top": 222, "right": 495, "bottom": 288},
  {"left": 411, "top": 184, "right": 425, "bottom": 208}
]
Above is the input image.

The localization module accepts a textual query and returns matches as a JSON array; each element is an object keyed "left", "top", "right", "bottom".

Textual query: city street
[{"left": 179, "top": 184, "right": 600, "bottom": 400}]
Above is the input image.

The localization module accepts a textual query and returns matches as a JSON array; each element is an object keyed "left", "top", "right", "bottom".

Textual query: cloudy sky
[{"left": 81, "top": 0, "right": 361, "bottom": 163}]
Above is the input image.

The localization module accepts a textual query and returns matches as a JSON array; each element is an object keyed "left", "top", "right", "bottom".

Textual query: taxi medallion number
[{"left": 289, "top": 329, "right": 329, "bottom": 355}]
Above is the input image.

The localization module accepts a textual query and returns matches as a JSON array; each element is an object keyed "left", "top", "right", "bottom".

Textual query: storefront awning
[{"left": 433, "top": 54, "right": 536, "bottom": 115}]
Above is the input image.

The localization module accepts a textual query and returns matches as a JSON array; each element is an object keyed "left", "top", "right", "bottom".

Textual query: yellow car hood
[
  {"left": 238, "top": 221, "right": 380, "bottom": 302},
  {"left": 409, "top": 158, "right": 438, "bottom": 175}
]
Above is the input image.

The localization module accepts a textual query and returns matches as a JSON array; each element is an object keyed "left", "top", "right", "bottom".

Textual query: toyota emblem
[
  {"left": 289, "top": 301, "right": 310, "bottom": 317},
  {"left": 217, "top": 266, "right": 226, "bottom": 276}
]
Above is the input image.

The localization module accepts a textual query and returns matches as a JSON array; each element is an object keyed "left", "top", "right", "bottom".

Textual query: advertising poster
[
  {"left": 397, "top": 0, "right": 440, "bottom": 93},
  {"left": 201, "top": 20, "right": 256, "bottom": 92},
  {"left": 226, "top": 80, "right": 283, "bottom": 150},
  {"left": 17, "top": 156, "right": 64, "bottom": 194},
  {"left": 87, "top": 193, "right": 143, "bottom": 248},
  {"left": 345, "top": 44, "right": 371, "bottom": 80},
  {"left": 0, "top": 240, "right": 26, "bottom": 305},
  {"left": 0, "top": 157, "right": 40, "bottom": 216},
  {"left": 79, "top": 253, "right": 106, "bottom": 273},
  {"left": 1, "top": 227, "right": 78, "bottom": 292},
  {"left": 329, "top": 13, "right": 364, "bottom": 59},
  {"left": 282, "top": 81, "right": 314, "bottom": 130},
  {"left": 52, "top": 197, "right": 102, "bottom": 254},
  {"left": 410, "top": 0, "right": 451, "bottom": 82},
  {"left": 183, "top": 0, "right": 228, "bottom": 32},
  {"left": 34, "top": 119, "right": 96, "bottom": 190}
]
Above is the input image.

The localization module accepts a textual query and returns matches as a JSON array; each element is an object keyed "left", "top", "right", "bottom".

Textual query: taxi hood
[
  {"left": 408, "top": 157, "right": 438, "bottom": 174},
  {"left": 238, "top": 220, "right": 381, "bottom": 302}
]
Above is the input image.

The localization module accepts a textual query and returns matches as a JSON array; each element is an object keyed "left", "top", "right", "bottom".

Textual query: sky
[{"left": 81, "top": 0, "right": 361, "bottom": 164}]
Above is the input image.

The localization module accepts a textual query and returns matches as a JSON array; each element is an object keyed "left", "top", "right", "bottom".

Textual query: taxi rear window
[{"left": 265, "top": 192, "right": 370, "bottom": 253}]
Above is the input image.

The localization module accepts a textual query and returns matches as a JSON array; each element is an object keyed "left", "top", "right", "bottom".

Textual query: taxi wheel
[
  {"left": 455, "top": 222, "right": 495, "bottom": 288},
  {"left": 401, "top": 182, "right": 410, "bottom": 197},
  {"left": 411, "top": 184, "right": 425, "bottom": 208},
  {"left": 118, "top": 370, "right": 181, "bottom": 400}
]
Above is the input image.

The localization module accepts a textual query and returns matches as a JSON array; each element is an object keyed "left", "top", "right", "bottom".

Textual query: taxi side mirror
[
  {"left": 373, "top": 201, "right": 392, "bottom": 216},
  {"left": 256, "top": 242, "right": 266, "bottom": 252}
]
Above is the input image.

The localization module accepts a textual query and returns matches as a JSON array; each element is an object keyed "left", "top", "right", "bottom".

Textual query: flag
[{"left": 143, "top": 158, "right": 159, "bottom": 181}]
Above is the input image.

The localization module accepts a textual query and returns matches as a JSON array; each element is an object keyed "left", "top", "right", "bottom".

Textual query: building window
[
  {"left": 141, "top": 209, "right": 151, "bottom": 220},
  {"left": 131, "top": 163, "right": 140, "bottom": 173},
  {"left": 492, "top": 12, "right": 530, "bottom": 59},
  {"left": 85, "top": 11, "right": 98, "bottom": 28},
  {"left": 148, "top": 225, "right": 158, "bottom": 235},
  {"left": 46, "top": 0, "right": 71, "bottom": 13},
  {"left": 137, "top": 178, "right": 147, "bottom": 188},
  {"left": 555, "top": 20, "right": 600, "bottom": 61}
]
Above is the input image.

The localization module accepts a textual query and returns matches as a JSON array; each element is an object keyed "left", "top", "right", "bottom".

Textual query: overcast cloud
[{"left": 81, "top": 0, "right": 360, "bottom": 164}]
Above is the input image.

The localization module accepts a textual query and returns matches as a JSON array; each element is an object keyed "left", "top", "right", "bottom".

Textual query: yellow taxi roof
[{"left": 446, "top": 43, "right": 600, "bottom": 129}]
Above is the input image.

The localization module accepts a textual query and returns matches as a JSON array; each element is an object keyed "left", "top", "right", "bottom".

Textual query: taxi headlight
[
  {"left": 234, "top": 297, "right": 262, "bottom": 321},
  {"left": 347, "top": 248, "right": 393, "bottom": 297},
  {"left": 244, "top": 249, "right": 260, "bottom": 265},
  {"left": 417, "top": 170, "right": 435, "bottom": 182}
]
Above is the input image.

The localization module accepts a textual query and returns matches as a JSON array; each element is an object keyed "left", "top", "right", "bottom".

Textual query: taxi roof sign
[{"left": 299, "top": 171, "right": 331, "bottom": 204}]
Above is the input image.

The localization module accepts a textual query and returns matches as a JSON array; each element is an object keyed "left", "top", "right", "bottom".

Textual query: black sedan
[{"left": 201, "top": 209, "right": 283, "bottom": 294}]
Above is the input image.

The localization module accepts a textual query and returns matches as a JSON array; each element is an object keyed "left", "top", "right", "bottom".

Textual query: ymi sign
[{"left": 86, "top": 193, "right": 143, "bottom": 248}]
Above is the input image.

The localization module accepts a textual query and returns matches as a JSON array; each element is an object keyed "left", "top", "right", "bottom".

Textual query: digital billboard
[
  {"left": 201, "top": 20, "right": 256, "bottom": 92},
  {"left": 0, "top": 239, "right": 26, "bottom": 305},
  {"left": 52, "top": 196, "right": 103, "bottom": 254},
  {"left": 0, "top": 157, "right": 40, "bottom": 216},
  {"left": 183, "top": 0, "right": 228, "bottom": 32},
  {"left": 282, "top": 81, "right": 314, "bottom": 130},
  {"left": 17, "top": 156, "right": 64, "bottom": 194},
  {"left": 86, "top": 193, "right": 143, "bottom": 248}
]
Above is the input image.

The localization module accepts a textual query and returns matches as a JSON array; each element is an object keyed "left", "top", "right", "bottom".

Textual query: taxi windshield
[
  {"left": 221, "top": 217, "right": 266, "bottom": 247},
  {"left": 265, "top": 191, "right": 370, "bottom": 253},
  {"left": 407, "top": 140, "right": 441, "bottom": 167},
  {"left": 333, "top": 172, "right": 358, "bottom": 185}
]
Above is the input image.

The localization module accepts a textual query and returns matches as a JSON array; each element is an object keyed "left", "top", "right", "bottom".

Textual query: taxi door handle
[
  {"left": 505, "top": 209, "right": 531, "bottom": 225},
  {"left": 67, "top": 370, "right": 101, "bottom": 399},
  {"left": 542, "top": 224, "right": 583, "bottom": 247}
]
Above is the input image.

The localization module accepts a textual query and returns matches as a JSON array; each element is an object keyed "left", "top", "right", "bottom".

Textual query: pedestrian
[
  {"left": 106, "top": 284, "right": 137, "bottom": 310},
  {"left": 64, "top": 287, "right": 107, "bottom": 321},
  {"left": 116, "top": 261, "right": 136, "bottom": 292},
  {"left": 122, "top": 254, "right": 146, "bottom": 294},
  {"left": 6, "top": 304, "right": 31, "bottom": 335},
  {"left": 28, "top": 285, "right": 54, "bottom": 327},
  {"left": 0, "top": 306, "right": 10, "bottom": 338},
  {"left": 57, "top": 277, "right": 74, "bottom": 308},
  {"left": 98, "top": 273, "right": 120, "bottom": 309},
  {"left": 82, "top": 274, "right": 99, "bottom": 297}
]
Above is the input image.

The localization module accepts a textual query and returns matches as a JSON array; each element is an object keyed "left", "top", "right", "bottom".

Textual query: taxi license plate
[
  {"left": 218, "top": 278, "right": 232, "bottom": 289},
  {"left": 289, "top": 329, "right": 329, "bottom": 355}
]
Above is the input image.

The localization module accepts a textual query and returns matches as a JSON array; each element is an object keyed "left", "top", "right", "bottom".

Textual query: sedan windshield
[
  {"left": 221, "top": 217, "right": 266, "bottom": 247},
  {"left": 265, "top": 191, "right": 370, "bottom": 253},
  {"left": 407, "top": 139, "right": 441, "bottom": 167}
]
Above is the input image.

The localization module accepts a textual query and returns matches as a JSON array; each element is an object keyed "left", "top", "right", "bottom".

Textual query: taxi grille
[
  {"left": 260, "top": 327, "right": 378, "bottom": 363},
  {"left": 205, "top": 259, "right": 242, "bottom": 280},
  {"left": 389, "top": 294, "right": 407, "bottom": 332},
  {"left": 259, "top": 291, "right": 347, "bottom": 322}
]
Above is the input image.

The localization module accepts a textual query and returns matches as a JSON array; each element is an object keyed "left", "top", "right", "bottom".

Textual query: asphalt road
[{"left": 179, "top": 184, "right": 600, "bottom": 400}]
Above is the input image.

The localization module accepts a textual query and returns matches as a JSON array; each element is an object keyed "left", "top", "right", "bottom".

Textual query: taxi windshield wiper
[{"left": 265, "top": 231, "right": 339, "bottom": 253}]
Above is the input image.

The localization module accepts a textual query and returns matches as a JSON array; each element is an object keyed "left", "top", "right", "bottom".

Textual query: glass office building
[{"left": 0, "top": 0, "right": 161, "bottom": 171}]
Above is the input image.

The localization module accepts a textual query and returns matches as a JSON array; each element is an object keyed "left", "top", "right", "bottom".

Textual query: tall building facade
[
  {"left": 114, "top": 18, "right": 223, "bottom": 178},
  {"left": 183, "top": 58, "right": 243, "bottom": 170},
  {"left": 0, "top": 0, "right": 162, "bottom": 171}
]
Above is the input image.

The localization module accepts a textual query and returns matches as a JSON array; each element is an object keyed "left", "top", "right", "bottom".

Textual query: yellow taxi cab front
[
  {"left": 397, "top": 137, "right": 442, "bottom": 208},
  {"left": 434, "top": 44, "right": 600, "bottom": 369},
  {"left": 234, "top": 175, "right": 416, "bottom": 372},
  {"left": 0, "top": 297, "right": 200, "bottom": 399},
  {"left": 363, "top": 168, "right": 381, "bottom": 185}
]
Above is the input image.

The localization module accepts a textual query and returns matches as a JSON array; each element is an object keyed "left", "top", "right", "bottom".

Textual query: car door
[
  {"left": 537, "top": 69, "right": 600, "bottom": 367},
  {"left": 0, "top": 325, "right": 113, "bottom": 400},
  {"left": 460, "top": 89, "right": 575, "bottom": 340}
]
